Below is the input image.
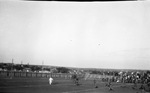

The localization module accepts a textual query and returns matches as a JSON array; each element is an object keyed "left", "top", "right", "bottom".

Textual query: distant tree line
[
  {"left": 0, "top": 63, "right": 71, "bottom": 73},
  {"left": 56, "top": 67, "right": 70, "bottom": 73},
  {"left": 90, "top": 70, "right": 119, "bottom": 76}
]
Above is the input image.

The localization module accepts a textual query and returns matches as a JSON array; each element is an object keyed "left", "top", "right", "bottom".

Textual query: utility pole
[
  {"left": 12, "top": 59, "right": 14, "bottom": 70},
  {"left": 12, "top": 59, "right": 13, "bottom": 64},
  {"left": 42, "top": 61, "right": 44, "bottom": 71},
  {"left": 20, "top": 61, "right": 23, "bottom": 72},
  {"left": 10, "top": 58, "right": 14, "bottom": 79},
  {"left": 21, "top": 61, "right": 23, "bottom": 65},
  {"left": 42, "top": 61, "right": 44, "bottom": 66},
  {"left": 27, "top": 62, "right": 29, "bottom": 67}
]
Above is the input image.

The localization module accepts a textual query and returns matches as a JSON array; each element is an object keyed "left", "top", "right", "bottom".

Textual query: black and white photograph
[{"left": 0, "top": 0, "right": 150, "bottom": 93}]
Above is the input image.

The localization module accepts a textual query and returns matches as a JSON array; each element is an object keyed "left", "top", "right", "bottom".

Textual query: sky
[{"left": 0, "top": 1, "right": 150, "bottom": 70}]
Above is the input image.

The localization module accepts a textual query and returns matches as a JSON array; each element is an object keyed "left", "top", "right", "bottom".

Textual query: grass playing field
[{"left": 0, "top": 77, "right": 147, "bottom": 93}]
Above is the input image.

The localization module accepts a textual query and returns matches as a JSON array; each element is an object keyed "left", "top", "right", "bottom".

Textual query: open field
[{"left": 0, "top": 77, "right": 148, "bottom": 93}]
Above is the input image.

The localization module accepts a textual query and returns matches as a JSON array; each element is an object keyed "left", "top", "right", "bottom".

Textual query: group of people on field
[
  {"left": 48, "top": 72, "right": 150, "bottom": 92},
  {"left": 48, "top": 74, "right": 79, "bottom": 86},
  {"left": 48, "top": 74, "right": 113, "bottom": 91}
]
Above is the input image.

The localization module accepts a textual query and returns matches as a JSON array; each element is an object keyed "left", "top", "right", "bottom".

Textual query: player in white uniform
[{"left": 49, "top": 77, "right": 53, "bottom": 85}]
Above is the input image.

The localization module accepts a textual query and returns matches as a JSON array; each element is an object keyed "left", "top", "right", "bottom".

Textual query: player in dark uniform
[
  {"left": 94, "top": 78, "right": 98, "bottom": 88},
  {"left": 72, "top": 74, "right": 80, "bottom": 86},
  {"left": 75, "top": 78, "right": 79, "bottom": 86},
  {"left": 106, "top": 79, "right": 113, "bottom": 91},
  {"left": 132, "top": 78, "right": 138, "bottom": 89}
]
